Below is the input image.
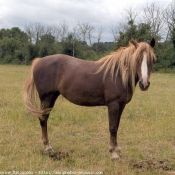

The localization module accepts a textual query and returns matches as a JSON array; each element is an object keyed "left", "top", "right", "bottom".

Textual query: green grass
[{"left": 0, "top": 65, "right": 175, "bottom": 175}]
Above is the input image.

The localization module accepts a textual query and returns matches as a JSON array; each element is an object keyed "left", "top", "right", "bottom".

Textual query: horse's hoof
[
  {"left": 45, "top": 147, "right": 54, "bottom": 153},
  {"left": 111, "top": 152, "right": 120, "bottom": 160},
  {"left": 115, "top": 146, "right": 122, "bottom": 153}
]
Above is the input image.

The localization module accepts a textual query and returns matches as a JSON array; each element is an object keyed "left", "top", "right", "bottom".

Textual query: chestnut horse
[{"left": 23, "top": 39, "right": 156, "bottom": 160}]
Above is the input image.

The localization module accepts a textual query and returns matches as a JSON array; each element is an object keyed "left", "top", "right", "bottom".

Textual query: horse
[{"left": 23, "top": 38, "right": 156, "bottom": 160}]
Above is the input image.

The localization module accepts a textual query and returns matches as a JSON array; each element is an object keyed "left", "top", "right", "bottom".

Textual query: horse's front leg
[
  {"left": 39, "top": 115, "right": 54, "bottom": 153},
  {"left": 107, "top": 102, "right": 125, "bottom": 160}
]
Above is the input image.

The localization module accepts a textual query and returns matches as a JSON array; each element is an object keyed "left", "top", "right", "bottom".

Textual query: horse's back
[{"left": 34, "top": 54, "right": 96, "bottom": 72}]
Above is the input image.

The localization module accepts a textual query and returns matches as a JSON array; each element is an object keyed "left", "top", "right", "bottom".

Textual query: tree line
[{"left": 0, "top": 1, "right": 175, "bottom": 71}]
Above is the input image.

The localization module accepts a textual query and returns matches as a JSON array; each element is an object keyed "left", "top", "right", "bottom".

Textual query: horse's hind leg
[
  {"left": 39, "top": 116, "right": 52, "bottom": 152},
  {"left": 39, "top": 91, "right": 60, "bottom": 153}
]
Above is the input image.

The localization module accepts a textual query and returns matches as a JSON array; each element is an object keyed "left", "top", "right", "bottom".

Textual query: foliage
[
  {"left": 92, "top": 42, "right": 115, "bottom": 53},
  {"left": 0, "top": 22, "right": 175, "bottom": 71},
  {"left": 0, "top": 27, "right": 28, "bottom": 64},
  {"left": 117, "top": 20, "right": 138, "bottom": 47},
  {"left": 154, "top": 41, "right": 175, "bottom": 71},
  {"left": 116, "top": 21, "right": 155, "bottom": 48},
  {"left": 170, "top": 28, "right": 175, "bottom": 48}
]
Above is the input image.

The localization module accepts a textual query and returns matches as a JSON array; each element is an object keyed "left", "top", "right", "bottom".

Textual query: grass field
[{"left": 0, "top": 65, "right": 175, "bottom": 175}]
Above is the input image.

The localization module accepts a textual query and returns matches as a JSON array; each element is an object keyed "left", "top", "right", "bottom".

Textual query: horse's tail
[{"left": 23, "top": 58, "right": 45, "bottom": 119}]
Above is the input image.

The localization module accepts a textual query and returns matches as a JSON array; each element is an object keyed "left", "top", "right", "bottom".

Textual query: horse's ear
[
  {"left": 130, "top": 39, "right": 138, "bottom": 48},
  {"left": 150, "top": 38, "right": 155, "bottom": 48}
]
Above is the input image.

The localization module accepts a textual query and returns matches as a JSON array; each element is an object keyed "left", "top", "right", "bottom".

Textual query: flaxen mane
[{"left": 96, "top": 40, "right": 156, "bottom": 91}]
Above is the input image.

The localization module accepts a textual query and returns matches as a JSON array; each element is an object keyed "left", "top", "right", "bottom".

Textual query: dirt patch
[
  {"left": 48, "top": 150, "right": 75, "bottom": 161},
  {"left": 49, "top": 151, "right": 69, "bottom": 160},
  {"left": 132, "top": 159, "right": 174, "bottom": 171}
]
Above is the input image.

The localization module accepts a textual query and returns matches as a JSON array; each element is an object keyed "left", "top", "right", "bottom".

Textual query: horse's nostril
[
  {"left": 139, "top": 80, "right": 150, "bottom": 91},
  {"left": 139, "top": 81, "right": 142, "bottom": 87}
]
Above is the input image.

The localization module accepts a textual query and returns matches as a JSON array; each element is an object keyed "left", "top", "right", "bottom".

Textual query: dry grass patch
[{"left": 0, "top": 65, "right": 175, "bottom": 175}]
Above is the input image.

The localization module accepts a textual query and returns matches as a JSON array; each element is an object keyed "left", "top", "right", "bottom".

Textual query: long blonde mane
[{"left": 96, "top": 40, "right": 156, "bottom": 91}]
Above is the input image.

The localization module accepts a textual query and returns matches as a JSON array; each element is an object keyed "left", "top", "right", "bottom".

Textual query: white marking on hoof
[
  {"left": 45, "top": 147, "right": 54, "bottom": 153},
  {"left": 45, "top": 144, "right": 54, "bottom": 153},
  {"left": 111, "top": 152, "right": 120, "bottom": 160},
  {"left": 109, "top": 145, "right": 122, "bottom": 153},
  {"left": 115, "top": 146, "right": 122, "bottom": 153}
]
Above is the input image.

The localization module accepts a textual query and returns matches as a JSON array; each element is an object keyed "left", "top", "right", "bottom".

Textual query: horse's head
[{"left": 132, "top": 38, "right": 156, "bottom": 91}]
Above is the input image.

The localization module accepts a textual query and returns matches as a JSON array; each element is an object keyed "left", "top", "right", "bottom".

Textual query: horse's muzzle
[{"left": 139, "top": 80, "right": 150, "bottom": 91}]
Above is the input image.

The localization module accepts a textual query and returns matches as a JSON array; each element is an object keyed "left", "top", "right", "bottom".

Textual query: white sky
[{"left": 0, "top": 0, "right": 173, "bottom": 41}]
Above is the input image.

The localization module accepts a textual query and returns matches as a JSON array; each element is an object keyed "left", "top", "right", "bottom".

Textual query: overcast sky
[{"left": 0, "top": 0, "right": 173, "bottom": 42}]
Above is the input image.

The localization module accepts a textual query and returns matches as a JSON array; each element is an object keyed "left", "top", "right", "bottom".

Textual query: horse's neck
[{"left": 126, "top": 74, "right": 139, "bottom": 94}]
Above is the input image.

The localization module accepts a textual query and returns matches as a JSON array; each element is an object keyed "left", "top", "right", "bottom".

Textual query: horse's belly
[{"left": 60, "top": 90, "right": 106, "bottom": 107}]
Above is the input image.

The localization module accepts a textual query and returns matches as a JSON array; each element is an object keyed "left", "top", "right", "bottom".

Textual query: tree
[
  {"left": 78, "top": 22, "right": 89, "bottom": 43},
  {"left": 154, "top": 41, "right": 175, "bottom": 70},
  {"left": 93, "top": 42, "right": 113, "bottom": 54},
  {"left": 0, "top": 27, "right": 29, "bottom": 64},
  {"left": 135, "top": 23, "right": 152, "bottom": 42},
  {"left": 78, "top": 22, "right": 95, "bottom": 45},
  {"left": 59, "top": 20, "right": 69, "bottom": 42},
  {"left": 39, "top": 33, "right": 56, "bottom": 57},
  {"left": 87, "top": 24, "right": 95, "bottom": 45},
  {"left": 24, "top": 23, "right": 45, "bottom": 44},
  {"left": 164, "top": 1, "right": 175, "bottom": 40},
  {"left": 111, "top": 25, "right": 120, "bottom": 42},
  {"left": 116, "top": 20, "right": 137, "bottom": 47},
  {"left": 62, "top": 33, "right": 80, "bottom": 57},
  {"left": 26, "top": 43, "right": 39, "bottom": 63},
  {"left": 141, "top": 1, "right": 164, "bottom": 40},
  {"left": 24, "top": 23, "right": 58, "bottom": 61},
  {"left": 40, "top": 33, "right": 55, "bottom": 44},
  {"left": 111, "top": 6, "right": 139, "bottom": 45},
  {"left": 95, "top": 26, "right": 104, "bottom": 53},
  {"left": 171, "top": 28, "right": 175, "bottom": 48}
]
